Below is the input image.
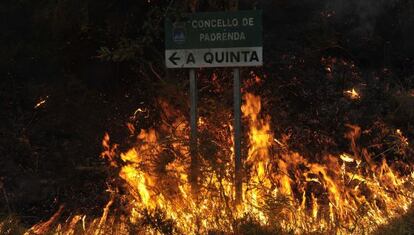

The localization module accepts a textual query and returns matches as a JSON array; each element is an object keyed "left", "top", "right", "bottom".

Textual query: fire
[
  {"left": 396, "top": 129, "right": 409, "bottom": 147},
  {"left": 34, "top": 96, "right": 49, "bottom": 109},
  {"left": 19, "top": 93, "right": 414, "bottom": 234},
  {"left": 344, "top": 88, "right": 361, "bottom": 100},
  {"left": 242, "top": 93, "right": 272, "bottom": 181}
]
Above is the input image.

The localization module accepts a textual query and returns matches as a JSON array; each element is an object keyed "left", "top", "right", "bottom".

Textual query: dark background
[{"left": 0, "top": 0, "right": 413, "bottom": 228}]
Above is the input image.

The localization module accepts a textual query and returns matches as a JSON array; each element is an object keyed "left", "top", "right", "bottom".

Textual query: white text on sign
[
  {"left": 165, "top": 47, "right": 263, "bottom": 68},
  {"left": 190, "top": 17, "right": 255, "bottom": 29}
]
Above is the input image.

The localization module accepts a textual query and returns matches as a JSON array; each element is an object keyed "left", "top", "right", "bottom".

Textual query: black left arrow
[{"left": 169, "top": 52, "right": 180, "bottom": 65}]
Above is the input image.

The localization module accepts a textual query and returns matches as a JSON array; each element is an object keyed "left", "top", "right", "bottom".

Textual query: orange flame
[{"left": 21, "top": 93, "right": 414, "bottom": 235}]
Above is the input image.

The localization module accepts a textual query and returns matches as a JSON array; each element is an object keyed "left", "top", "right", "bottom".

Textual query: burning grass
[{"left": 6, "top": 91, "right": 413, "bottom": 235}]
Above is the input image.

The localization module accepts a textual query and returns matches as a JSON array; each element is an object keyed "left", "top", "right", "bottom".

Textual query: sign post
[
  {"left": 233, "top": 68, "right": 242, "bottom": 202},
  {"left": 165, "top": 10, "right": 262, "bottom": 202},
  {"left": 189, "top": 69, "right": 198, "bottom": 193}
]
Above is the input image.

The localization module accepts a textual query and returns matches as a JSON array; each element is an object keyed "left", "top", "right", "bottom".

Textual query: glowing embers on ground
[
  {"left": 344, "top": 88, "right": 361, "bottom": 100},
  {"left": 24, "top": 93, "right": 413, "bottom": 234}
]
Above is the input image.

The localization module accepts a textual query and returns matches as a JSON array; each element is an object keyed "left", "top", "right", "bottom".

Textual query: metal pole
[
  {"left": 189, "top": 69, "right": 199, "bottom": 194},
  {"left": 234, "top": 68, "right": 242, "bottom": 203}
]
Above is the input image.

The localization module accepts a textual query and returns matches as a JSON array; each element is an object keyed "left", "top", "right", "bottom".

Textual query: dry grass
[{"left": 373, "top": 207, "right": 414, "bottom": 235}]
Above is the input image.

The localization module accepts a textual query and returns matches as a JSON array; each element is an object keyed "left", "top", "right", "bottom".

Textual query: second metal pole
[
  {"left": 234, "top": 68, "right": 242, "bottom": 203},
  {"left": 189, "top": 69, "right": 199, "bottom": 194}
]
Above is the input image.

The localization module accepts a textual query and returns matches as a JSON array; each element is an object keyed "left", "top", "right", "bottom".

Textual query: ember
[
  {"left": 34, "top": 96, "right": 49, "bottom": 109},
  {"left": 344, "top": 88, "right": 361, "bottom": 100}
]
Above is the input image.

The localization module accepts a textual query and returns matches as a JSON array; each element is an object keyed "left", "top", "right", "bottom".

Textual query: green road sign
[{"left": 165, "top": 10, "right": 263, "bottom": 68}]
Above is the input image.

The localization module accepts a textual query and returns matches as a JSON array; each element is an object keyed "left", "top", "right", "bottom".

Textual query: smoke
[{"left": 326, "top": 0, "right": 399, "bottom": 36}]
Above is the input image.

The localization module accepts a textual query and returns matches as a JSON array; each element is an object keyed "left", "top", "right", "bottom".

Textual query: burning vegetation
[
  {"left": 1, "top": 1, "right": 414, "bottom": 235},
  {"left": 6, "top": 85, "right": 412, "bottom": 234}
]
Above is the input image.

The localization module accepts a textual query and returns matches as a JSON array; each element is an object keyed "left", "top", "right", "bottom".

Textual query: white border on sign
[{"left": 165, "top": 47, "right": 263, "bottom": 68}]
